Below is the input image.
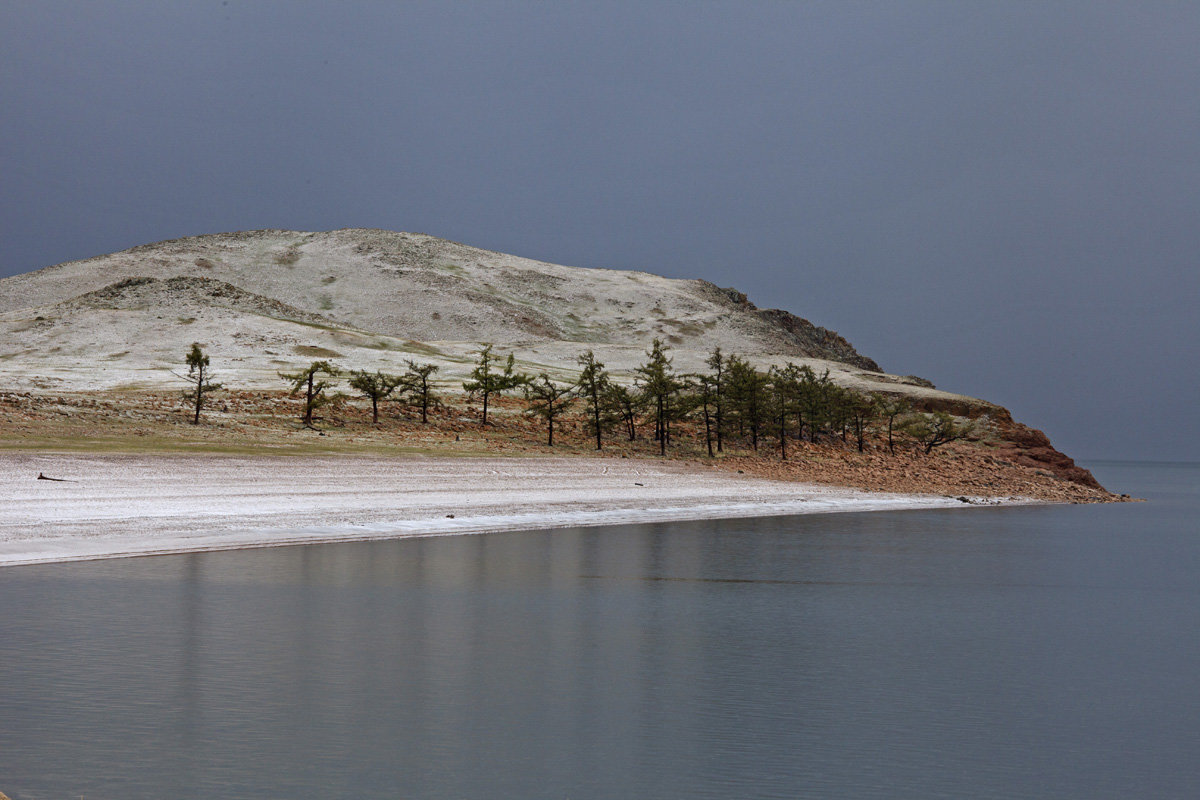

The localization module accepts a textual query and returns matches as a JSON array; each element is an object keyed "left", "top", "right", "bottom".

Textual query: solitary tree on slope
[
  {"left": 904, "top": 410, "right": 976, "bottom": 454},
  {"left": 180, "top": 343, "right": 222, "bottom": 425}
]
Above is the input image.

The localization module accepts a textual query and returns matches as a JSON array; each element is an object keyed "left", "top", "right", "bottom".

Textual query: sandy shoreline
[{"left": 0, "top": 453, "right": 1037, "bottom": 567}]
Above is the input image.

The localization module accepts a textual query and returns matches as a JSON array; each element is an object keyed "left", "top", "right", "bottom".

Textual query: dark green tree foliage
[
  {"left": 705, "top": 347, "right": 727, "bottom": 452},
  {"left": 576, "top": 350, "right": 613, "bottom": 450},
  {"left": 401, "top": 360, "right": 440, "bottom": 423},
  {"left": 828, "top": 385, "right": 855, "bottom": 443},
  {"left": 768, "top": 365, "right": 800, "bottom": 459},
  {"left": 635, "top": 339, "right": 683, "bottom": 455},
  {"left": 798, "top": 368, "right": 834, "bottom": 443},
  {"left": 462, "top": 345, "right": 526, "bottom": 426},
  {"left": 726, "top": 356, "right": 769, "bottom": 451},
  {"left": 846, "top": 391, "right": 877, "bottom": 453},
  {"left": 348, "top": 370, "right": 401, "bottom": 424},
  {"left": 787, "top": 364, "right": 815, "bottom": 441},
  {"left": 281, "top": 360, "right": 340, "bottom": 426},
  {"left": 692, "top": 373, "right": 719, "bottom": 457},
  {"left": 525, "top": 374, "right": 576, "bottom": 446},
  {"left": 182, "top": 343, "right": 221, "bottom": 425},
  {"left": 872, "top": 393, "right": 910, "bottom": 454},
  {"left": 605, "top": 383, "right": 642, "bottom": 442},
  {"left": 904, "top": 410, "right": 976, "bottom": 454}
]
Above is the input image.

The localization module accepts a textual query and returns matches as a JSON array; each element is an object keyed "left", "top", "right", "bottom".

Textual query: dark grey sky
[{"left": 2, "top": 1, "right": 1197, "bottom": 461}]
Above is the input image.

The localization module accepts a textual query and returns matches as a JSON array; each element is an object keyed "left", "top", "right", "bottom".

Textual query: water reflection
[{"left": 2, "top": 478, "right": 1199, "bottom": 798}]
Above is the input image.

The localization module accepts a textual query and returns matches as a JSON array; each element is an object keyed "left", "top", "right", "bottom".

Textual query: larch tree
[
  {"left": 401, "top": 360, "right": 440, "bottom": 423},
  {"left": 872, "top": 393, "right": 911, "bottom": 455},
  {"left": 768, "top": 365, "right": 799, "bottom": 460},
  {"left": 605, "top": 383, "right": 641, "bottom": 442},
  {"left": 726, "top": 356, "right": 768, "bottom": 452},
  {"left": 348, "top": 370, "right": 401, "bottom": 424},
  {"left": 798, "top": 368, "right": 833, "bottom": 443},
  {"left": 705, "top": 347, "right": 727, "bottom": 452},
  {"left": 462, "top": 344, "right": 526, "bottom": 426},
  {"left": 525, "top": 373, "right": 576, "bottom": 446},
  {"left": 904, "top": 410, "right": 976, "bottom": 454},
  {"left": 281, "top": 360, "right": 340, "bottom": 426},
  {"left": 846, "top": 391, "right": 877, "bottom": 453},
  {"left": 635, "top": 338, "right": 682, "bottom": 456},
  {"left": 692, "top": 373, "right": 719, "bottom": 458},
  {"left": 575, "top": 350, "right": 612, "bottom": 450},
  {"left": 181, "top": 343, "right": 221, "bottom": 425}
]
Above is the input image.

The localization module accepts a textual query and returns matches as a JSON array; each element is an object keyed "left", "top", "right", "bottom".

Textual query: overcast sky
[{"left": 2, "top": 1, "right": 1197, "bottom": 461}]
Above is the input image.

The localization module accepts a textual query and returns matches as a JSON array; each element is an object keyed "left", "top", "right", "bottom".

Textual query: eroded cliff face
[
  {"left": 987, "top": 414, "right": 1104, "bottom": 490},
  {"left": 903, "top": 395, "right": 1104, "bottom": 490}
]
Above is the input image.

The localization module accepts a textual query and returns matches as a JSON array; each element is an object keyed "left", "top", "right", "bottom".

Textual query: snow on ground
[{"left": 0, "top": 453, "right": 1007, "bottom": 567}]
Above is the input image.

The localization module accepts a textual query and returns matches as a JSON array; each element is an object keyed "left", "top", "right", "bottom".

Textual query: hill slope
[
  {"left": 0, "top": 228, "right": 942, "bottom": 392},
  {"left": 1, "top": 228, "right": 875, "bottom": 361}
]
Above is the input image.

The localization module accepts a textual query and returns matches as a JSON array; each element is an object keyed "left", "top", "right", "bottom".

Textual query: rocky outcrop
[
  {"left": 897, "top": 396, "right": 1104, "bottom": 490},
  {"left": 988, "top": 415, "right": 1105, "bottom": 490},
  {"left": 695, "top": 280, "right": 881, "bottom": 370},
  {"left": 753, "top": 307, "right": 882, "bottom": 371}
]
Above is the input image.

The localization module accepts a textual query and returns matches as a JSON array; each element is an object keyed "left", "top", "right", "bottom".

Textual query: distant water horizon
[{"left": 1, "top": 460, "right": 1196, "bottom": 799}]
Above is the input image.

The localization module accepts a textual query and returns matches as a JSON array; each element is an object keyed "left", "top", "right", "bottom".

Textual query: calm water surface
[{"left": 1, "top": 461, "right": 1197, "bottom": 799}]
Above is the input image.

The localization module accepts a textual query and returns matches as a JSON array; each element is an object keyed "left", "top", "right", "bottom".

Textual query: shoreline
[{"left": 0, "top": 452, "right": 1043, "bottom": 567}]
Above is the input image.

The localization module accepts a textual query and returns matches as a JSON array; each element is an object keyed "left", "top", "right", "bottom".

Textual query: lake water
[{"left": 1, "top": 461, "right": 1197, "bottom": 799}]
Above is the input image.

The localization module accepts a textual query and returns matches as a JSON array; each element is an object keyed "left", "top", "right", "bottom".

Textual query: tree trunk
[
  {"left": 702, "top": 401, "right": 713, "bottom": 458},
  {"left": 715, "top": 401, "right": 723, "bottom": 453},
  {"left": 304, "top": 373, "right": 315, "bottom": 424},
  {"left": 592, "top": 388, "right": 602, "bottom": 450},
  {"left": 778, "top": 410, "right": 787, "bottom": 460},
  {"left": 658, "top": 396, "right": 665, "bottom": 455}
]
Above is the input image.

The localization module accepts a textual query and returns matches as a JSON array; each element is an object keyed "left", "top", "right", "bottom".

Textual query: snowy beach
[{"left": 0, "top": 453, "right": 1009, "bottom": 567}]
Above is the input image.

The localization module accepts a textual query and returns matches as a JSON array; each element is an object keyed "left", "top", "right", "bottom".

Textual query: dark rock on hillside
[
  {"left": 695, "top": 280, "right": 881, "bottom": 370},
  {"left": 65, "top": 276, "right": 335, "bottom": 326},
  {"left": 753, "top": 307, "right": 882, "bottom": 372}
]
